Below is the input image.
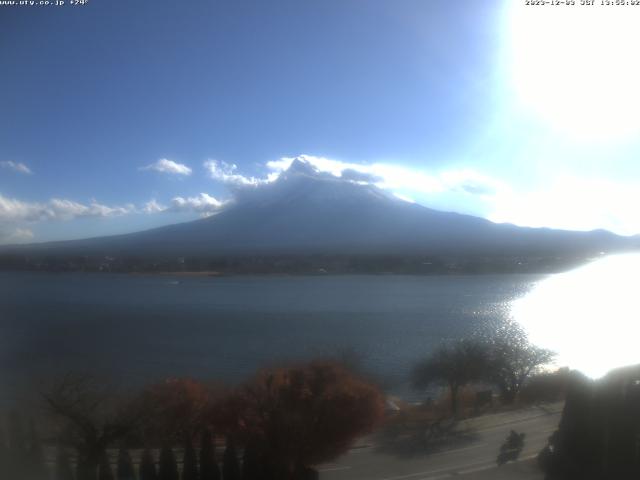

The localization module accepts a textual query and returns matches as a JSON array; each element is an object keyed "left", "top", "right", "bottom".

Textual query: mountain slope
[{"left": 3, "top": 159, "right": 639, "bottom": 259}]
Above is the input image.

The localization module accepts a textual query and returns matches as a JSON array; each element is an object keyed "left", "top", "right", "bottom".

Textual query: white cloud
[
  {"left": 169, "top": 193, "right": 227, "bottom": 217},
  {"left": 5, "top": 152, "right": 638, "bottom": 239},
  {"left": 263, "top": 154, "right": 640, "bottom": 235},
  {"left": 0, "top": 161, "right": 32, "bottom": 175},
  {"left": 0, "top": 194, "right": 135, "bottom": 222},
  {"left": 204, "top": 160, "right": 265, "bottom": 186},
  {"left": 140, "top": 158, "right": 192, "bottom": 176},
  {"left": 340, "top": 169, "right": 383, "bottom": 184},
  {"left": 488, "top": 177, "right": 640, "bottom": 236},
  {"left": 393, "top": 193, "right": 416, "bottom": 204},
  {"left": 142, "top": 199, "right": 167, "bottom": 214},
  {"left": 49, "top": 199, "right": 135, "bottom": 220},
  {"left": 0, "top": 190, "right": 227, "bottom": 226},
  {"left": 265, "top": 154, "right": 504, "bottom": 197},
  {"left": 0, "top": 195, "right": 43, "bottom": 222},
  {"left": 0, "top": 227, "right": 34, "bottom": 244},
  {"left": 140, "top": 195, "right": 227, "bottom": 216}
]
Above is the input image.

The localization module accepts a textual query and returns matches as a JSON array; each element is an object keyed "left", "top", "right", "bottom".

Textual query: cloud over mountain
[
  {"left": 4, "top": 153, "right": 639, "bottom": 246},
  {"left": 204, "top": 160, "right": 265, "bottom": 186},
  {"left": 5, "top": 157, "right": 635, "bottom": 260},
  {"left": 168, "top": 193, "right": 227, "bottom": 216},
  {"left": 261, "top": 155, "right": 502, "bottom": 198}
]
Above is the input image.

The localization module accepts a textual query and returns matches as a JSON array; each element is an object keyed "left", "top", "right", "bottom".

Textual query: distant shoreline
[
  {"left": 0, "top": 252, "right": 600, "bottom": 276},
  {"left": 0, "top": 268, "right": 559, "bottom": 277},
  {"left": 130, "top": 270, "right": 227, "bottom": 277}
]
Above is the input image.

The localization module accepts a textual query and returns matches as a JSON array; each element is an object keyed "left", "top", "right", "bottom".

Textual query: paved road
[{"left": 319, "top": 405, "right": 562, "bottom": 480}]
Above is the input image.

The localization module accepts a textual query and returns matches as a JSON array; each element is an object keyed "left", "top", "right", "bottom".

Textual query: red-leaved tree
[
  {"left": 214, "top": 361, "right": 385, "bottom": 479},
  {"left": 139, "top": 377, "right": 222, "bottom": 444}
]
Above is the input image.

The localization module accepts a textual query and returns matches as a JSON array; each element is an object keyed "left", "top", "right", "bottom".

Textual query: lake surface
[
  {"left": 513, "top": 253, "right": 640, "bottom": 379},
  {"left": 0, "top": 272, "right": 543, "bottom": 403}
]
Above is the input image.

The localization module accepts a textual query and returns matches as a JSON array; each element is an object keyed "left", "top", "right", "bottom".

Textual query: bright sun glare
[
  {"left": 511, "top": 253, "right": 640, "bottom": 379},
  {"left": 508, "top": 2, "right": 640, "bottom": 141}
]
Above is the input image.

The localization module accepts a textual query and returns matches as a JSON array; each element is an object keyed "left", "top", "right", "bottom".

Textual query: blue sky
[{"left": 2, "top": 0, "right": 640, "bottom": 243}]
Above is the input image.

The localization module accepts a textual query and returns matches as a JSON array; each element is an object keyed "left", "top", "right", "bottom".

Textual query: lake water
[
  {"left": 0, "top": 272, "right": 542, "bottom": 403},
  {"left": 513, "top": 253, "right": 640, "bottom": 379}
]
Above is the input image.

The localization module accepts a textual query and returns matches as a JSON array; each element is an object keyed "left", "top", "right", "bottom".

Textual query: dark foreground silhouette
[
  {"left": 538, "top": 365, "right": 640, "bottom": 479},
  {"left": 0, "top": 361, "right": 384, "bottom": 480}
]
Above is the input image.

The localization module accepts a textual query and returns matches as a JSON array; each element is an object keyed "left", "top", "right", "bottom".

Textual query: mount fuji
[{"left": 2, "top": 159, "right": 638, "bottom": 269}]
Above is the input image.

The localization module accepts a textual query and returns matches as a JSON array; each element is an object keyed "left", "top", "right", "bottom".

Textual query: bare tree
[
  {"left": 43, "top": 374, "right": 149, "bottom": 480},
  {"left": 54, "top": 446, "right": 74, "bottom": 480},
  {"left": 483, "top": 322, "right": 555, "bottom": 403},
  {"left": 412, "top": 339, "right": 488, "bottom": 416}
]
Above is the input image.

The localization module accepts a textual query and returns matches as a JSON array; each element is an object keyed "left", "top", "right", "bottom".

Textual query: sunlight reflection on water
[{"left": 511, "top": 253, "right": 640, "bottom": 379}]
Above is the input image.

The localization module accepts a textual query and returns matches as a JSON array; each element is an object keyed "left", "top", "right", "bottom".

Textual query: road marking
[
  {"left": 346, "top": 442, "right": 485, "bottom": 460},
  {"left": 457, "top": 463, "right": 495, "bottom": 475},
  {"left": 431, "top": 443, "right": 487, "bottom": 456},
  {"left": 454, "top": 453, "right": 539, "bottom": 476},
  {"left": 375, "top": 444, "right": 488, "bottom": 480},
  {"left": 377, "top": 452, "right": 541, "bottom": 480},
  {"left": 380, "top": 467, "right": 456, "bottom": 480},
  {"left": 418, "top": 474, "right": 452, "bottom": 480},
  {"left": 472, "top": 412, "right": 560, "bottom": 433}
]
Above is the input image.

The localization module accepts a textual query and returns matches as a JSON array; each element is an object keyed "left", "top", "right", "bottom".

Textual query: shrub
[
  {"left": 218, "top": 361, "right": 385, "bottom": 479},
  {"left": 519, "top": 368, "right": 571, "bottom": 404}
]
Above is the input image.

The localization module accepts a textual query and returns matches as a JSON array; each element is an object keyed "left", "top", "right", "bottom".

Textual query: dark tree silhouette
[
  {"left": 182, "top": 436, "right": 198, "bottom": 480},
  {"left": 222, "top": 437, "right": 241, "bottom": 480},
  {"left": 0, "top": 427, "right": 7, "bottom": 477},
  {"left": 3, "top": 415, "right": 37, "bottom": 479},
  {"left": 140, "top": 378, "right": 219, "bottom": 445},
  {"left": 199, "top": 430, "right": 220, "bottom": 480},
  {"left": 7, "top": 411, "right": 28, "bottom": 476},
  {"left": 519, "top": 367, "right": 571, "bottom": 404},
  {"left": 54, "top": 447, "right": 74, "bottom": 480},
  {"left": 483, "top": 321, "right": 555, "bottom": 403},
  {"left": 538, "top": 367, "right": 640, "bottom": 479},
  {"left": 77, "top": 455, "right": 96, "bottom": 480},
  {"left": 217, "top": 361, "right": 384, "bottom": 479},
  {"left": 116, "top": 448, "right": 136, "bottom": 480},
  {"left": 158, "top": 445, "right": 179, "bottom": 480},
  {"left": 413, "top": 340, "right": 488, "bottom": 416},
  {"left": 98, "top": 451, "right": 115, "bottom": 480},
  {"left": 44, "top": 374, "right": 150, "bottom": 480},
  {"left": 8, "top": 411, "right": 26, "bottom": 452},
  {"left": 241, "top": 441, "right": 262, "bottom": 480},
  {"left": 27, "top": 419, "right": 48, "bottom": 480},
  {"left": 139, "top": 449, "right": 158, "bottom": 480}
]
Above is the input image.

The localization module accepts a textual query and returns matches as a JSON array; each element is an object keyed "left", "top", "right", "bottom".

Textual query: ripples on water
[
  {"left": 512, "top": 253, "right": 640, "bottom": 379},
  {"left": 1, "top": 258, "right": 636, "bottom": 405},
  {"left": 0, "top": 272, "right": 538, "bottom": 402}
]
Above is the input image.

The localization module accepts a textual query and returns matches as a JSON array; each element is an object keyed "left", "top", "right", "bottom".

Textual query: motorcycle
[{"left": 496, "top": 430, "right": 526, "bottom": 466}]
